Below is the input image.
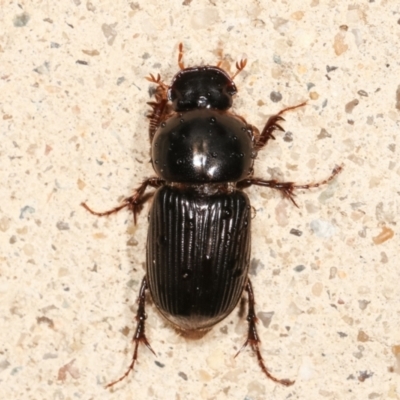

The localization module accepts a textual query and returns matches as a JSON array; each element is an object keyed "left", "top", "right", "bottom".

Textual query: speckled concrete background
[{"left": 1, "top": 1, "right": 399, "bottom": 399}]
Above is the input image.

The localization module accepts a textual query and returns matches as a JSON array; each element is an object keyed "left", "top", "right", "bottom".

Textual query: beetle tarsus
[
  {"left": 81, "top": 177, "right": 164, "bottom": 224},
  {"left": 81, "top": 200, "right": 130, "bottom": 217},
  {"left": 106, "top": 277, "right": 156, "bottom": 389},
  {"left": 256, "top": 101, "right": 308, "bottom": 150},
  {"left": 236, "top": 279, "right": 295, "bottom": 386},
  {"left": 237, "top": 165, "right": 342, "bottom": 206}
]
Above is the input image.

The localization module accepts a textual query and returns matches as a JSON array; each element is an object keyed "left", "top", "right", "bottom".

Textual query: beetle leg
[
  {"left": 147, "top": 96, "right": 171, "bottom": 142},
  {"left": 235, "top": 279, "right": 294, "bottom": 386},
  {"left": 237, "top": 165, "right": 342, "bottom": 207},
  {"left": 255, "top": 101, "right": 307, "bottom": 150},
  {"left": 81, "top": 177, "right": 165, "bottom": 224},
  {"left": 106, "top": 276, "right": 156, "bottom": 389},
  {"left": 146, "top": 74, "right": 171, "bottom": 142}
]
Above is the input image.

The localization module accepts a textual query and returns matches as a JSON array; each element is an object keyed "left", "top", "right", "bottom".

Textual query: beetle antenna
[
  {"left": 231, "top": 59, "right": 247, "bottom": 80},
  {"left": 178, "top": 42, "right": 185, "bottom": 70}
]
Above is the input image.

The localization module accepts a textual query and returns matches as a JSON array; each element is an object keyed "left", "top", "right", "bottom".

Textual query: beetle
[{"left": 82, "top": 44, "right": 342, "bottom": 388}]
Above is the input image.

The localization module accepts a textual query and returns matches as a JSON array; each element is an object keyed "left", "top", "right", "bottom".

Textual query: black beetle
[{"left": 82, "top": 44, "right": 342, "bottom": 388}]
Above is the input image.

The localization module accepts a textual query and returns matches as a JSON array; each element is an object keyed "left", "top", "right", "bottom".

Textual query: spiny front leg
[
  {"left": 81, "top": 177, "right": 164, "bottom": 224},
  {"left": 106, "top": 277, "right": 156, "bottom": 389},
  {"left": 236, "top": 279, "right": 294, "bottom": 386},
  {"left": 237, "top": 165, "right": 343, "bottom": 207},
  {"left": 146, "top": 74, "right": 171, "bottom": 142}
]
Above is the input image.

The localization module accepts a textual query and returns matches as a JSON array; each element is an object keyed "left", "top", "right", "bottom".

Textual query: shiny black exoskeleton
[
  {"left": 148, "top": 185, "right": 250, "bottom": 331},
  {"left": 152, "top": 109, "right": 254, "bottom": 183},
  {"left": 82, "top": 44, "right": 342, "bottom": 388},
  {"left": 168, "top": 66, "right": 237, "bottom": 111}
]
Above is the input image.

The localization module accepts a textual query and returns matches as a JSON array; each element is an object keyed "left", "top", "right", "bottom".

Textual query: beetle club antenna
[{"left": 231, "top": 59, "right": 247, "bottom": 80}]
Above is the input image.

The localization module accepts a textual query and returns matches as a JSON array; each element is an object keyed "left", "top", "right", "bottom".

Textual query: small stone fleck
[
  {"left": 358, "top": 227, "right": 367, "bottom": 238},
  {"left": 57, "top": 359, "right": 80, "bottom": 381},
  {"left": 0, "top": 216, "right": 11, "bottom": 232},
  {"left": 23, "top": 244, "right": 34, "bottom": 256},
  {"left": 249, "top": 258, "right": 264, "bottom": 276},
  {"left": 312, "top": 282, "right": 323, "bottom": 296},
  {"left": 372, "top": 226, "right": 394, "bottom": 244},
  {"left": 329, "top": 266, "right": 337, "bottom": 279},
  {"left": 270, "top": 91, "right": 282, "bottom": 103},
  {"left": 20, "top": 206, "right": 35, "bottom": 219},
  {"left": 392, "top": 345, "right": 400, "bottom": 357},
  {"left": 326, "top": 65, "right": 338, "bottom": 73},
  {"left": 294, "top": 265, "right": 306, "bottom": 272},
  {"left": 273, "top": 54, "right": 282, "bottom": 64},
  {"left": 77, "top": 178, "right": 86, "bottom": 190},
  {"left": 317, "top": 128, "right": 331, "bottom": 139},
  {"left": 272, "top": 268, "right": 280, "bottom": 276},
  {"left": 290, "top": 228, "right": 302, "bottom": 236},
  {"left": 102, "top": 23, "right": 118, "bottom": 46},
  {"left": 219, "top": 325, "right": 228, "bottom": 334},
  {"left": 396, "top": 85, "right": 400, "bottom": 111},
  {"left": 368, "top": 393, "right": 381, "bottom": 399},
  {"left": 82, "top": 49, "right": 99, "bottom": 56},
  {"left": 56, "top": 221, "right": 70, "bottom": 231},
  {"left": 345, "top": 99, "right": 359, "bottom": 113},
  {"left": 333, "top": 33, "right": 348, "bottom": 56},
  {"left": 310, "top": 219, "right": 335, "bottom": 238},
  {"left": 178, "top": 371, "right": 188, "bottom": 380},
  {"left": 0, "top": 360, "right": 11, "bottom": 372},
  {"left": 155, "top": 361, "right": 165, "bottom": 368},
  {"left": 43, "top": 353, "right": 58, "bottom": 360},
  {"left": 283, "top": 131, "right": 293, "bottom": 142},
  {"left": 257, "top": 311, "right": 274, "bottom": 328},
  {"left": 127, "top": 237, "right": 138, "bottom": 246},
  {"left": 13, "top": 12, "right": 30, "bottom": 27},
  {"left": 358, "top": 300, "right": 370, "bottom": 311},
  {"left": 357, "top": 330, "right": 370, "bottom": 342},
  {"left": 121, "top": 326, "right": 130, "bottom": 336},
  {"left": 358, "top": 370, "right": 373, "bottom": 382},
  {"left": 353, "top": 345, "right": 364, "bottom": 359},
  {"left": 86, "top": 1, "right": 96, "bottom": 11}
]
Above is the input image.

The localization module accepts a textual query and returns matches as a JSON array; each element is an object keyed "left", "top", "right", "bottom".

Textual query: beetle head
[{"left": 168, "top": 66, "right": 237, "bottom": 112}]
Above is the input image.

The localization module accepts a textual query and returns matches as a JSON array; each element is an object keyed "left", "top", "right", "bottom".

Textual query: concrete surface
[{"left": 0, "top": 1, "right": 399, "bottom": 399}]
